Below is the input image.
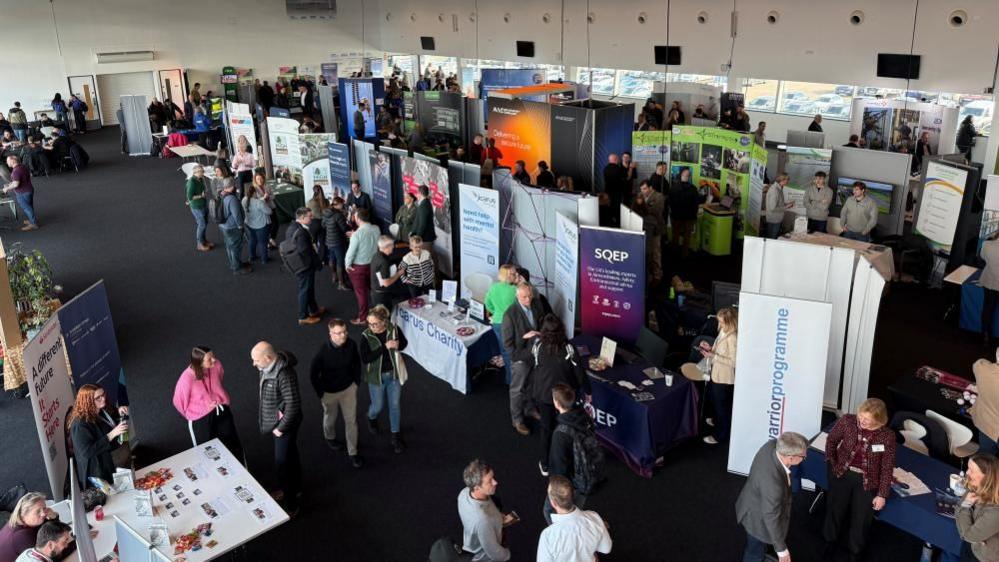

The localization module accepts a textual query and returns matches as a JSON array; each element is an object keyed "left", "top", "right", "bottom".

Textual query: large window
[
  {"left": 463, "top": 60, "right": 563, "bottom": 84},
  {"left": 420, "top": 56, "right": 459, "bottom": 78},
  {"left": 778, "top": 81, "right": 855, "bottom": 121},
  {"left": 387, "top": 54, "right": 415, "bottom": 82},
  {"left": 617, "top": 70, "right": 663, "bottom": 99},
  {"left": 955, "top": 94, "right": 994, "bottom": 136},
  {"left": 576, "top": 67, "right": 616, "bottom": 96},
  {"left": 743, "top": 79, "right": 779, "bottom": 112}
]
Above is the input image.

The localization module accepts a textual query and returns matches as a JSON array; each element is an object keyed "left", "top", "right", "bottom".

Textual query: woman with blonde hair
[
  {"left": 485, "top": 264, "right": 521, "bottom": 384},
  {"left": 823, "top": 397, "right": 897, "bottom": 559},
  {"left": 0, "top": 492, "right": 58, "bottom": 561},
  {"left": 242, "top": 180, "right": 273, "bottom": 264},
  {"left": 957, "top": 453, "right": 999, "bottom": 561},
  {"left": 69, "top": 384, "right": 130, "bottom": 487},
  {"left": 681, "top": 307, "right": 739, "bottom": 445},
  {"left": 307, "top": 184, "right": 329, "bottom": 218},
  {"left": 359, "top": 305, "right": 409, "bottom": 454}
]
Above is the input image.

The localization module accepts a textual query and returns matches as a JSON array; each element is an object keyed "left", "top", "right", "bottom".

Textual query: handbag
[{"left": 390, "top": 325, "right": 408, "bottom": 385}]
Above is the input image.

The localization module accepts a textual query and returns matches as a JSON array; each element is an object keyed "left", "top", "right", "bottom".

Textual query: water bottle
[{"left": 118, "top": 414, "right": 130, "bottom": 444}]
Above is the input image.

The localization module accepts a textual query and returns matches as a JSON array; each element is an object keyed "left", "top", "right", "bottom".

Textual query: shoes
[
  {"left": 310, "top": 307, "right": 327, "bottom": 318},
  {"left": 206, "top": 241, "right": 216, "bottom": 249},
  {"left": 233, "top": 266, "right": 252, "bottom": 276},
  {"left": 703, "top": 436, "right": 719, "bottom": 445},
  {"left": 337, "top": 284, "right": 349, "bottom": 291},
  {"left": 298, "top": 316, "right": 321, "bottom": 326},
  {"left": 325, "top": 438, "right": 344, "bottom": 451},
  {"left": 20, "top": 224, "right": 38, "bottom": 231},
  {"left": 527, "top": 409, "right": 542, "bottom": 421},
  {"left": 705, "top": 417, "right": 715, "bottom": 427},
  {"left": 539, "top": 462, "right": 549, "bottom": 477},
  {"left": 350, "top": 455, "right": 364, "bottom": 468},
  {"left": 196, "top": 244, "right": 211, "bottom": 252},
  {"left": 391, "top": 433, "right": 406, "bottom": 454},
  {"left": 350, "top": 318, "right": 366, "bottom": 326},
  {"left": 367, "top": 417, "right": 380, "bottom": 435},
  {"left": 514, "top": 423, "right": 530, "bottom": 436}
]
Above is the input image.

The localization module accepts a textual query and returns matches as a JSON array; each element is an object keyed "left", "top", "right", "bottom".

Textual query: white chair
[
  {"left": 926, "top": 410, "right": 979, "bottom": 458},
  {"left": 388, "top": 223, "right": 400, "bottom": 240},
  {"left": 181, "top": 162, "right": 200, "bottom": 180},
  {"left": 899, "top": 419, "right": 930, "bottom": 456},
  {"left": 464, "top": 273, "right": 494, "bottom": 303}
]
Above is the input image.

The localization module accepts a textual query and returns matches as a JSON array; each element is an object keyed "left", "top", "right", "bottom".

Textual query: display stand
[{"left": 700, "top": 205, "right": 734, "bottom": 256}]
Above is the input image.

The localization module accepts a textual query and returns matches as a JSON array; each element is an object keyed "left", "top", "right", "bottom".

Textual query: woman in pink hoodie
[{"left": 173, "top": 346, "right": 245, "bottom": 462}]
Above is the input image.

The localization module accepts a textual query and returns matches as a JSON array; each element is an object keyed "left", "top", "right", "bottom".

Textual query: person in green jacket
[
  {"left": 186, "top": 164, "right": 213, "bottom": 252},
  {"left": 484, "top": 264, "right": 521, "bottom": 384},
  {"left": 358, "top": 305, "right": 409, "bottom": 454},
  {"left": 394, "top": 191, "right": 417, "bottom": 244}
]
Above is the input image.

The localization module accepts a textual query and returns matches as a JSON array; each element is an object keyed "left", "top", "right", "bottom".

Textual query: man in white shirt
[{"left": 537, "top": 475, "right": 612, "bottom": 562}]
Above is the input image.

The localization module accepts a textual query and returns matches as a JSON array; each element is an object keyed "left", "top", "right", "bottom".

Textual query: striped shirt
[{"left": 402, "top": 250, "right": 434, "bottom": 287}]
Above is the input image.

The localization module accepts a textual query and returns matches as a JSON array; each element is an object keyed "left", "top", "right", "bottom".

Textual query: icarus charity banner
[
  {"left": 579, "top": 226, "right": 645, "bottom": 344},
  {"left": 727, "top": 292, "right": 831, "bottom": 475},
  {"left": 458, "top": 184, "right": 500, "bottom": 300},
  {"left": 25, "top": 314, "right": 74, "bottom": 500}
]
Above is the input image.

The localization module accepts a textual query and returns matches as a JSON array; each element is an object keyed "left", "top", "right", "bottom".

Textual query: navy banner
[{"left": 57, "top": 280, "right": 127, "bottom": 406}]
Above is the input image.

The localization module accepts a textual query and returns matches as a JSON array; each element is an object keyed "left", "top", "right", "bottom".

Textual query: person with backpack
[
  {"left": 185, "top": 164, "right": 213, "bottom": 252},
  {"left": 218, "top": 180, "right": 251, "bottom": 275},
  {"left": 282, "top": 207, "right": 325, "bottom": 326},
  {"left": 546, "top": 383, "right": 603, "bottom": 525},
  {"left": 51, "top": 93, "right": 67, "bottom": 125},
  {"left": 530, "top": 314, "right": 590, "bottom": 478},
  {"left": 7, "top": 103, "right": 27, "bottom": 143}
]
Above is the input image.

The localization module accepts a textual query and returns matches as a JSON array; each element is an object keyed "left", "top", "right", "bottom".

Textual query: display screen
[{"left": 836, "top": 176, "right": 893, "bottom": 215}]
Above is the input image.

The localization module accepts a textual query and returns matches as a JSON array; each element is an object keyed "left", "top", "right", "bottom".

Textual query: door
[
  {"left": 158, "top": 69, "right": 185, "bottom": 106},
  {"left": 67, "top": 75, "right": 102, "bottom": 129},
  {"left": 96, "top": 72, "right": 157, "bottom": 126}
]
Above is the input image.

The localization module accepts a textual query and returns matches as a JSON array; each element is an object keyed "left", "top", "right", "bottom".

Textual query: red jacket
[{"left": 825, "top": 414, "right": 897, "bottom": 499}]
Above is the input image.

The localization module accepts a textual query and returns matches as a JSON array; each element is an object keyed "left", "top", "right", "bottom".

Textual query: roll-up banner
[
  {"left": 458, "top": 184, "right": 500, "bottom": 300},
  {"left": 25, "top": 315, "right": 74, "bottom": 500},
  {"left": 554, "top": 213, "right": 580, "bottom": 338},
  {"left": 487, "top": 97, "right": 551, "bottom": 174},
  {"left": 579, "top": 226, "right": 645, "bottom": 344},
  {"left": 401, "top": 157, "right": 455, "bottom": 277},
  {"left": 57, "top": 280, "right": 127, "bottom": 408},
  {"left": 370, "top": 151, "right": 394, "bottom": 229},
  {"left": 915, "top": 160, "right": 969, "bottom": 254},
  {"left": 301, "top": 134, "right": 336, "bottom": 198},
  {"left": 327, "top": 141, "right": 351, "bottom": 199},
  {"left": 267, "top": 116, "right": 302, "bottom": 184},
  {"left": 727, "top": 292, "right": 831, "bottom": 475}
]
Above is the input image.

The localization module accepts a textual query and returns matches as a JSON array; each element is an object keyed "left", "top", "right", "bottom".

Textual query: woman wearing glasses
[
  {"left": 823, "top": 398, "right": 897, "bottom": 560},
  {"left": 359, "top": 305, "right": 408, "bottom": 454},
  {"left": 69, "top": 384, "right": 130, "bottom": 487}
]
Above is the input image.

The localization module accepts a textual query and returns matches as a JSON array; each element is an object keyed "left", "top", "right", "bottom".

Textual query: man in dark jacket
[
  {"left": 310, "top": 318, "right": 364, "bottom": 468},
  {"left": 346, "top": 180, "right": 372, "bottom": 215},
  {"left": 353, "top": 100, "right": 367, "bottom": 139},
  {"left": 287, "top": 207, "right": 325, "bottom": 325},
  {"left": 502, "top": 283, "right": 549, "bottom": 436},
  {"left": 219, "top": 182, "right": 251, "bottom": 275},
  {"left": 258, "top": 81, "right": 275, "bottom": 114},
  {"left": 321, "top": 198, "right": 350, "bottom": 290},
  {"left": 252, "top": 342, "right": 304, "bottom": 514},
  {"left": 808, "top": 114, "right": 824, "bottom": 133},
  {"left": 411, "top": 184, "right": 436, "bottom": 243},
  {"left": 602, "top": 154, "right": 627, "bottom": 227},
  {"left": 546, "top": 384, "right": 596, "bottom": 524},
  {"left": 668, "top": 167, "right": 703, "bottom": 258}
]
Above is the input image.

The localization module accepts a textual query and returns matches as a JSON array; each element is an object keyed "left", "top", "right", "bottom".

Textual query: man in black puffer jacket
[{"left": 252, "top": 341, "right": 303, "bottom": 515}]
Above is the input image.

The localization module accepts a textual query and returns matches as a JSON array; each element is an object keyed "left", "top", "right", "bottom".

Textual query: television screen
[{"left": 836, "top": 177, "right": 893, "bottom": 215}]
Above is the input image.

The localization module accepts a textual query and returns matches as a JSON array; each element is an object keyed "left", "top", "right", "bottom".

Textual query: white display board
[
  {"left": 841, "top": 263, "right": 886, "bottom": 414},
  {"left": 24, "top": 315, "right": 74, "bottom": 501},
  {"left": 507, "top": 184, "right": 581, "bottom": 298},
  {"left": 553, "top": 212, "right": 579, "bottom": 338},
  {"left": 915, "top": 160, "right": 969, "bottom": 253},
  {"left": 728, "top": 292, "right": 831, "bottom": 475},
  {"left": 458, "top": 184, "right": 501, "bottom": 300},
  {"left": 619, "top": 205, "right": 644, "bottom": 233},
  {"left": 985, "top": 175, "right": 999, "bottom": 212},
  {"left": 266, "top": 117, "right": 301, "bottom": 168}
]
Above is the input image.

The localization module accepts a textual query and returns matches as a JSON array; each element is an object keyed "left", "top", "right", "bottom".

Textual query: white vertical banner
[
  {"left": 227, "top": 110, "right": 258, "bottom": 157},
  {"left": 69, "top": 460, "right": 98, "bottom": 562},
  {"left": 266, "top": 117, "right": 302, "bottom": 168},
  {"left": 727, "top": 292, "right": 831, "bottom": 475},
  {"left": 458, "top": 184, "right": 500, "bottom": 300},
  {"left": 554, "top": 213, "right": 579, "bottom": 338},
  {"left": 24, "top": 315, "right": 75, "bottom": 500}
]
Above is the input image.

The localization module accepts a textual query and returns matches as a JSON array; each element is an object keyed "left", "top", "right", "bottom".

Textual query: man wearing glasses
[{"left": 735, "top": 431, "right": 809, "bottom": 562}]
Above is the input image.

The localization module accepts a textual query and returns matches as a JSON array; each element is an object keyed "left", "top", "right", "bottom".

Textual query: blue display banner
[
  {"left": 327, "top": 141, "right": 351, "bottom": 199},
  {"left": 370, "top": 151, "right": 393, "bottom": 229},
  {"left": 579, "top": 226, "right": 645, "bottom": 344},
  {"left": 479, "top": 68, "right": 545, "bottom": 117},
  {"left": 57, "top": 280, "right": 127, "bottom": 406}
]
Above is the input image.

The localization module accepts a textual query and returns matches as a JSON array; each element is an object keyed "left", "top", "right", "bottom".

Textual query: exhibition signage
[
  {"left": 338, "top": 77, "right": 384, "bottom": 139},
  {"left": 327, "top": 141, "right": 351, "bottom": 198},
  {"left": 320, "top": 63, "right": 339, "bottom": 88},
  {"left": 632, "top": 131, "right": 671, "bottom": 185},
  {"left": 579, "top": 226, "right": 645, "bottom": 344},
  {"left": 554, "top": 213, "right": 579, "bottom": 338},
  {"left": 301, "top": 134, "right": 336, "bottom": 197},
  {"left": 417, "top": 91, "right": 463, "bottom": 139},
  {"left": 25, "top": 314, "right": 74, "bottom": 500},
  {"left": 57, "top": 281, "right": 126, "bottom": 408},
  {"left": 370, "top": 151, "right": 394, "bottom": 228},
  {"left": 727, "top": 292, "right": 831, "bottom": 475},
  {"left": 488, "top": 97, "right": 552, "bottom": 173},
  {"left": 458, "top": 184, "right": 500, "bottom": 300},
  {"left": 783, "top": 147, "right": 833, "bottom": 211},
  {"left": 479, "top": 68, "right": 544, "bottom": 116},
  {"left": 395, "top": 306, "right": 472, "bottom": 394},
  {"left": 401, "top": 156, "right": 455, "bottom": 277},
  {"left": 267, "top": 117, "right": 301, "bottom": 168},
  {"left": 915, "top": 160, "right": 969, "bottom": 253},
  {"left": 226, "top": 109, "right": 256, "bottom": 160}
]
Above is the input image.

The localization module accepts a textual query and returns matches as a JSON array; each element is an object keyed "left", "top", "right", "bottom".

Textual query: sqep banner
[
  {"left": 579, "top": 226, "right": 645, "bottom": 344},
  {"left": 25, "top": 314, "right": 74, "bottom": 500},
  {"left": 458, "top": 184, "right": 500, "bottom": 300},
  {"left": 727, "top": 292, "right": 831, "bottom": 475}
]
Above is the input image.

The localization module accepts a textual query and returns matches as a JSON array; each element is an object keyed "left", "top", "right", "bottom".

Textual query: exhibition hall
[{"left": 2, "top": 0, "right": 999, "bottom": 561}]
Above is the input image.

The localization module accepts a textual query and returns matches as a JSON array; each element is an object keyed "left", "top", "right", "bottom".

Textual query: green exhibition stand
[
  {"left": 271, "top": 181, "right": 305, "bottom": 223},
  {"left": 700, "top": 205, "right": 734, "bottom": 256}
]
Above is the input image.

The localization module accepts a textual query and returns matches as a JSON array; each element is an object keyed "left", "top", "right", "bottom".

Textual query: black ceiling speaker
[
  {"left": 654, "top": 45, "right": 682, "bottom": 65},
  {"left": 877, "top": 53, "right": 921, "bottom": 79},
  {"left": 420, "top": 36, "right": 436, "bottom": 50},
  {"left": 516, "top": 41, "right": 535, "bottom": 57}
]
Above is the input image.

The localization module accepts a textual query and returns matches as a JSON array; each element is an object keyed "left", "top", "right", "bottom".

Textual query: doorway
[
  {"left": 67, "top": 75, "right": 102, "bottom": 129},
  {"left": 158, "top": 69, "right": 186, "bottom": 107}
]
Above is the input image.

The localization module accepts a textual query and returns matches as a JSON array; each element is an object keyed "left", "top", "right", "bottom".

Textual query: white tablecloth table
[
  {"left": 393, "top": 301, "right": 497, "bottom": 394},
  {"left": 169, "top": 145, "right": 214, "bottom": 163}
]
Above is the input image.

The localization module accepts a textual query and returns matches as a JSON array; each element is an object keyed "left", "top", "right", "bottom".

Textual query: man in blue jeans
[
  {"left": 3, "top": 155, "right": 39, "bottom": 231},
  {"left": 219, "top": 182, "right": 251, "bottom": 275}
]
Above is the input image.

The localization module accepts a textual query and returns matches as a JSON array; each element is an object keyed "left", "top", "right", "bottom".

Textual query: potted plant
[{"left": 6, "top": 243, "right": 55, "bottom": 335}]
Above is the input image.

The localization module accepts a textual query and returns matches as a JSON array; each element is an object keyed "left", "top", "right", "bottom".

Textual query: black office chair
[{"left": 635, "top": 326, "right": 668, "bottom": 368}]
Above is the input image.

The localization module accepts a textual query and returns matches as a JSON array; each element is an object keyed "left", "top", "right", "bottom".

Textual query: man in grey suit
[
  {"left": 501, "top": 282, "right": 549, "bottom": 436},
  {"left": 735, "top": 432, "right": 809, "bottom": 562}
]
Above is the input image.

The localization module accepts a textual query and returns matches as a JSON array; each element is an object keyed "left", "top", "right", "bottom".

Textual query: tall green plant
[{"left": 6, "top": 243, "right": 54, "bottom": 333}]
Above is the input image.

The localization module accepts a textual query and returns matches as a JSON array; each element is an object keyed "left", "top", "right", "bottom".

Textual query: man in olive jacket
[{"left": 252, "top": 341, "right": 303, "bottom": 514}]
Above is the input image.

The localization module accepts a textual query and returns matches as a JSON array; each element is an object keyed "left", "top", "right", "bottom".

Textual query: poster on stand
[
  {"left": 24, "top": 315, "right": 74, "bottom": 500},
  {"left": 226, "top": 111, "right": 256, "bottom": 158},
  {"left": 554, "top": 213, "right": 579, "bottom": 338},
  {"left": 631, "top": 131, "right": 671, "bottom": 185},
  {"left": 487, "top": 97, "right": 551, "bottom": 173},
  {"left": 401, "top": 157, "right": 454, "bottom": 277},
  {"left": 320, "top": 63, "right": 339, "bottom": 89},
  {"left": 748, "top": 148, "right": 767, "bottom": 235},
  {"left": 417, "top": 91, "right": 464, "bottom": 140},
  {"left": 579, "top": 226, "right": 645, "bottom": 344},
  {"left": 915, "top": 160, "right": 968, "bottom": 253},
  {"left": 728, "top": 292, "right": 831, "bottom": 475},
  {"left": 458, "top": 184, "right": 500, "bottom": 300},
  {"left": 267, "top": 117, "right": 302, "bottom": 184},
  {"left": 58, "top": 281, "right": 127, "bottom": 407},
  {"left": 370, "top": 152, "right": 393, "bottom": 229},
  {"left": 327, "top": 141, "right": 351, "bottom": 199},
  {"left": 338, "top": 78, "right": 384, "bottom": 139},
  {"left": 300, "top": 134, "right": 337, "bottom": 197}
]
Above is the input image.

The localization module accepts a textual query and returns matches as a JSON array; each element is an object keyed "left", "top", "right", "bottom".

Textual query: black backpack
[
  {"left": 427, "top": 537, "right": 473, "bottom": 562},
  {"left": 554, "top": 422, "right": 605, "bottom": 495},
  {"left": 69, "top": 143, "right": 89, "bottom": 170},
  {"left": 208, "top": 192, "right": 228, "bottom": 224},
  {"left": 279, "top": 225, "right": 310, "bottom": 274}
]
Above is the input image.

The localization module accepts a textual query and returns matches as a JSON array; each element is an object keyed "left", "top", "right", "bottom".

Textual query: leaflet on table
[
  {"left": 248, "top": 501, "right": 276, "bottom": 526},
  {"left": 183, "top": 463, "right": 209, "bottom": 482},
  {"left": 810, "top": 431, "right": 828, "bottom": 451},
  {"left": 232, "top": 484, "right": 257, "bottom": 505},
  {"left": 199, "top": 497, "right": 232, "bottom": 519},
  {"left": 599, "top": 337, "right": 617, "bottom": 367},
  {"left": 892, "top": 468, "right": 930, "bottom": 497},
  {"left": 442, "top": 280, "right": 458, "bottom": 304}
]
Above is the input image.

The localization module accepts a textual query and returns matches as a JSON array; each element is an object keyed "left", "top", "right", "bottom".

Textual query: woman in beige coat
[{"left": 681, "top": 307, "right": 738, "bottom": 445}]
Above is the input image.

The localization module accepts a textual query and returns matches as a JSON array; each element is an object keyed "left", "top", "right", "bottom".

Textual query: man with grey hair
[
  {"left": 251, "top": 341, "right": 303, "bottom": 515},
  {"left": 457, "top": 459, "right": 513, "bottom": 561},
  {"left": 502, "top": 282, "right": 549, "bottom": 436},
  {"left": 370, "top": 234, "right": 406, "bottom": 310},
  {"left": 735, "top": 432, "right": 809, "bottom": 562},
  {"left": 219, "top": 178, "right": 249, "bottom": 274}
]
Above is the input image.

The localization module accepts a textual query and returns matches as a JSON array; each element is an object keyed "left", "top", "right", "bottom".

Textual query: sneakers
[
  {"left": 514, "top": 423, "right": 530, "bottom": 436},
  {"left": 538, "top": 462, "right": 549, "bottom": 477},
  {"left": 391, "top": 433, "right": 406, "bottom": 454},
  {"left": 705, "top": 418, "right": 715, "bottom": 427},
  {"left": 233, "top": 266, "right": 252, "bottom": 276},
  {"left": 703, "top": 436, "right": 719, "bottom": 445},
  {"left": 350, "top": 455, "right": 364, "bottom": 469},
  {"left": 196, "top": 243, "right": 211, "bottom": 252},
  {"left": 325, "top": 438, "right": 345, "bottom": 451},
  {"left": 20, "top": 224, "right": 38, "bottom": 231},
  {"left": 367, "top": 417, "right": 380, "bottom": 435},
  {"left": 298, "top": 316, "right": 321, "bottom": 326}
]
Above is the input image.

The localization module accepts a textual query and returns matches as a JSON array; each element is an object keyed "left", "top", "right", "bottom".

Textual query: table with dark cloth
[
  {"left": 888, "top": 372, "right": 973, "bottom": 432},
  {"left": 572, "top": 335, "right": 699, "bottom": 478},
  {"left": 798, "top": 434, "right": 962, "bottom": 557},
  {"left": 959, "top": 268, "right": 999, "bottom": 337},
  {"left": 269, "top": 181, "right": 305, "bottom": 224}
]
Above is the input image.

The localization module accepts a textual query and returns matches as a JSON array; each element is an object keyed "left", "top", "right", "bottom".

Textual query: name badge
[{"left": 871, "top": 444, "right": 885, "bottom": 453}]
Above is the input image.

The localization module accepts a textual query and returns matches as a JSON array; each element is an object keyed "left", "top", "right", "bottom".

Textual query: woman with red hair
[{"left": 69, "top": 384, "right": 129, "bottom": 487}]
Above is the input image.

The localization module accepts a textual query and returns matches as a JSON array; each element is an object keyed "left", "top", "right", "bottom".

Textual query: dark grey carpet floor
[{"left": 0, "top": 128, "right": 980, "bottom": 561}]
